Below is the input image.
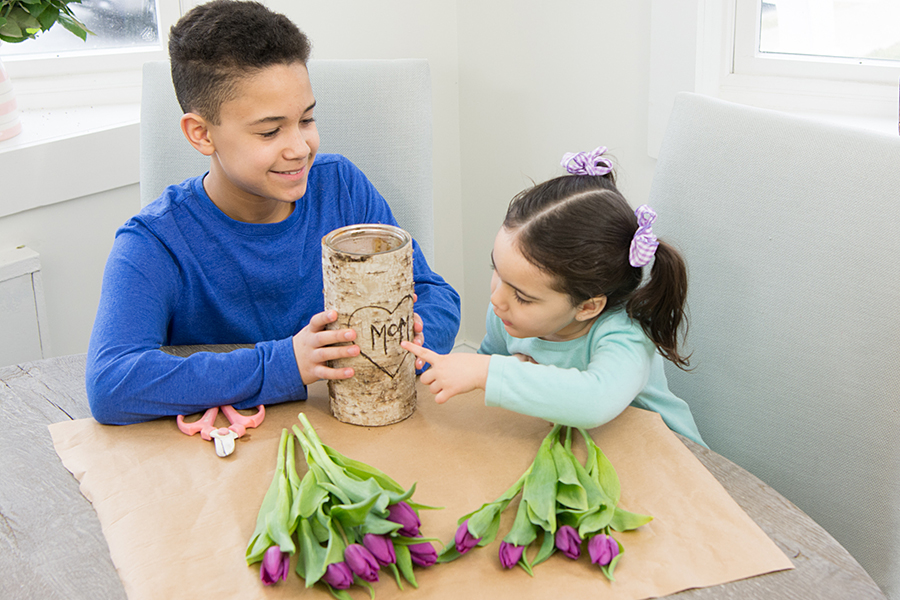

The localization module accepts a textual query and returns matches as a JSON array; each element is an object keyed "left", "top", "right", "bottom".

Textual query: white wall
[
  {"left": 269, "top": 0, "right": 466, "bottom": 335},
  {"left": 0, "top": 0, "right": 659, "bottom": 358},
  {"left": 456, "top": 0, "right": 659, "bottom": 342},
  {"left": 0, "top": 184, "right": 141, "bottom": 357}
]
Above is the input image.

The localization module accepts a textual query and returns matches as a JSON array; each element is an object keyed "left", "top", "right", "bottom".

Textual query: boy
[{"left": 86, "top": 0, "right": 460, "bottom": 424}]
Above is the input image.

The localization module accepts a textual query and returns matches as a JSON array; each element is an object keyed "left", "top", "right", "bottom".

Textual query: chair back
[
  {"left": 648, "top": 92, "right": 900, "bottom": 599},
  {"left": 140, "top": 59, "right": 434, "bottom": 262}
]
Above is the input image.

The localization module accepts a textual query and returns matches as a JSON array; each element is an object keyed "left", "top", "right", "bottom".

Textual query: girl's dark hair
[
  {"left": 504, "top": 173, "right": 690, "bottom": 369},
  {"left": 168, "top": 0, "right": 312, "bottom": 124}
]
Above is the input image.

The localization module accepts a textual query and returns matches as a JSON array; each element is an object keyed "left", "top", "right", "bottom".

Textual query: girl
[{"left": 402, "top": 147, "right": 704, "bottom": 446}]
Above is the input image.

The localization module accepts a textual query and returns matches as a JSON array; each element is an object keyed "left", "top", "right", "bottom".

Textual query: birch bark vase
[{"left": 322, "top": 224, "right": 416, "bottom": 426}]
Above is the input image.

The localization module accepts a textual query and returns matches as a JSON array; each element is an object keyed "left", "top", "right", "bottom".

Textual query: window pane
[
  {"left": 2, "top": 0, "right": 159, "bottom": 57},
  {"left": 759, "top": 0, "right": 900, "bottom": 62}
]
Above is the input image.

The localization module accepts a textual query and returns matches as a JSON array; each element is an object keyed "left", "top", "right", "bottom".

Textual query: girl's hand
[
  {"left": 292, "top": 310, "right": 360, "bottom": 385},
  {"left": 400, "top": 341, "right": 491, "bottom": 404}
]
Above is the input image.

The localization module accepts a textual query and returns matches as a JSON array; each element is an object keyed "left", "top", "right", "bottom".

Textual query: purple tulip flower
[
  {"left": 387, "top": 501, "right": 421, "bottom": 537},
  {"left": 322, "top": 561, "right": 354, "bottom": 589},
  {"left": 260, "top": 545, "right": 290, "bottom": 585},
  {"left": 363, "top": 533, "right": 397, "bottom": 566},
  {"left": 588, "top": 533, "right": 620, "bottom": 567},
  {"left": 498, "top": 541, "right": 525, "bottom": 569},
  {"left": 408, "top": 541, "right": 438, "bottom": 567},
  {"left": 555, "top": 525, "right": 582, "bottom": 560},
  {"left": 454, "top": 520, "right": 481, "bottom": 554},
  {"left": 344, "top": 543, "right": 380, "bottom": 582}
]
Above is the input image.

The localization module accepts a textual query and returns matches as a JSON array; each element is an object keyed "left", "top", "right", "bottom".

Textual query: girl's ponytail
[{"left": 626, "top": 239, "right": 690, "bottom": 369}]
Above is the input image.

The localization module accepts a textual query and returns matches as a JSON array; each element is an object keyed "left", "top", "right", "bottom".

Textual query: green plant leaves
[{"left": 0, "top": 0, "right": 90, "bottom": 43}]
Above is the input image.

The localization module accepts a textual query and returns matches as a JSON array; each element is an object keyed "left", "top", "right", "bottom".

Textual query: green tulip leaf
[
  {"left": 324, "top": 444, "right": 405, "bottom": 494},
  {"left": 466, "top": 501, "right": 503, "bottom": 541},
  {"left": 600, "top": 539, "right": 624, "bottom": 582},
  {"left": 324, "top": 586, "right": 353, "bottom": 600},
  {"left": 358, "top": 579, "right": 376, "bottom": 600},
  {"left": 329, "top": 493, "right": 380, "bottom": 529},
  {"left": 296, "top": 518, "right": 328, "bottom": 586},
  {"left": 551, "top": 442, "right": 588, "bottom": 510},
  {"left": 517, "top": 544, "right": 535, "bottom": 577},
  {"left": 246, "top": 429, "right": 292, "bottom": 564},
  {"left": 576, "top": 503, "right": 616, "bottom": 538},
  {"left": 502, "top": 498, "right": 538, "bottom": 547},
  {"left": 295, "top": 470, "right": 329, "bottom": 520},
  {"left": 436, "top": 542, "right": 463, "bottom": 563},
  {"left": 394, "top": 545, "right": 420, "bottom": 588},
  {"left": 580, "top": 429, "right": 621, "bottom": 505},
  {"left": 521, "top": 434, "right": 558, "bottom": 532},
  {"left": 530, "top": 527, "right": 557, "bottom": 567},
  {"left": 362, "top": 511, "right": 402, "bottom": 536},
  {"left": 610, "top": 506, "right": 653, "bottom": 532}
]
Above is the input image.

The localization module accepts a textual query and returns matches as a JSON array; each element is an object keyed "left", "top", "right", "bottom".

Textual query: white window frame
[
  {"left": 648, "top": 0, "right": 900, "bottom": 158},
  {"left": 733, "top": 0, "right": 900, "bottom": 84},
  {"left": 0, "top": 0, "right": 203, "bottom": 216},
  {"left": 1, "top": 0, "right": 195, "bottom": 109}
]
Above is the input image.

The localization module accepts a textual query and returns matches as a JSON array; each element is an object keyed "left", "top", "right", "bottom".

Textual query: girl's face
[{"left": 490, "top": 227, "right": 603, "bottom": 342}]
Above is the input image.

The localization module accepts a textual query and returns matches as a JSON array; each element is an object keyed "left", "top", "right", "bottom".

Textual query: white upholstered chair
[
  {"left": 649, "top": 92, "right": 900, "bottom": 599},
  {"left": 139, "top": 59, "right": 435, "bottom": 263}
]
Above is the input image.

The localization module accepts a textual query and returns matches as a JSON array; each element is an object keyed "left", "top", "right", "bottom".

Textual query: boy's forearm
[{"left": 86, "top": 338, "right": 307, "bottom": 424}]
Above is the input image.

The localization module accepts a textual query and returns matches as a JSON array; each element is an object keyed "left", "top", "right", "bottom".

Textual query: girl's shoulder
[
  {"left": 585, "top": 309, "right": 653, "bottom": 348},
  {"left": 590, "top": 308, "right": 644, "bottom": 335}
]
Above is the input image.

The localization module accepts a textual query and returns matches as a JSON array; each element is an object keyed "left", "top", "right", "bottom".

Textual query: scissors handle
[
  {"left": 220, "top": 405, "right": 265, "bottom": 437},
  {"left": 176, "top": 407, "right": 220, "bottom": 440}
]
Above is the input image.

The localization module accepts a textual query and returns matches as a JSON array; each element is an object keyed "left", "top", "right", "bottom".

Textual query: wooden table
[{"left": 0, "top": 353, "right": 887, "bottom": 600}]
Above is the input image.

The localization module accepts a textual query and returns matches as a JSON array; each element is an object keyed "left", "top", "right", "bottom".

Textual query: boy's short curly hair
[{"left": 168, "top": 0, "right": 312, "bottom": 124}]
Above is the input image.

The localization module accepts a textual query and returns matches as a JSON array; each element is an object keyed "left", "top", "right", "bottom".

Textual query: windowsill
[
  {"left": 0, "top": 104, "right": 139, "bottom": 153},
  {"left": 0, "top": 104, "right": 140, "bottom": 219}
]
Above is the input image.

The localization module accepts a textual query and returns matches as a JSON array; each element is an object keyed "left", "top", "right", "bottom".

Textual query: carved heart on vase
[{"left": 349, "top": 294, "right": 415, "bottom": 378}]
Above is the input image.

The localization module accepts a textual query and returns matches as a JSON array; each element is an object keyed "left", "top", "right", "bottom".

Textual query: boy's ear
[
  {"left": 180, "top": 112, "right": 216, "bottom": 156},
  {"left": 575, "top": 295, "right": 607, "bottom": 321}
]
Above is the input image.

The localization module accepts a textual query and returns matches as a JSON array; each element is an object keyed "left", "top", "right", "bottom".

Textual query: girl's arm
[{"left": 482, "top": 334, "right": 653, "bottom": 429}]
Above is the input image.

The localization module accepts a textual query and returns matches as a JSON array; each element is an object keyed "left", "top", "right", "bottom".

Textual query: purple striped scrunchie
[
  {"left": 629, "top": 205, "right": 659, "bottom": 267},
  {"left": 560, "top": 146, "right": 613, "bottom": 176}
]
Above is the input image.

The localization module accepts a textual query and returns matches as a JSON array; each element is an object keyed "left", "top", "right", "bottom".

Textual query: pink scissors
[{"left": 177, "top": 405, "right": 265, "bottom": 457}]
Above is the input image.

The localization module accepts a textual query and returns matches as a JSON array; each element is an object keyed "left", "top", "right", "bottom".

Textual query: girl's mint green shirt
[{"left": 478, "top": 306, "right": 706, "bottom": 447}]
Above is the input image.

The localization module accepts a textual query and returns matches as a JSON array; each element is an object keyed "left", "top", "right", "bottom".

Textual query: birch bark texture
[{"left": 322, "top": 224, "right": 417, "bottom": 425}]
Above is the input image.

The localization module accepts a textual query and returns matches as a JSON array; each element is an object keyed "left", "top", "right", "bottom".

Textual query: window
[
  {"left": 1, "top": 0, "right": 160, "bottom": 57},
  {"left": 648, "top": 0, "right": 900, "bottom": 158},
  {"left": 733, "top": 0, "right": 900, "bottom": 84},
  {"left": 758, "top": 0, "right": 900, "bottom": 63},
  {"left": 0, "top": 0, "right": 192, "bottom": 109}
]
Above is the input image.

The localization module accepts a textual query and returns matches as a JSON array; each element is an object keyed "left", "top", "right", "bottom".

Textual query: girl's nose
[{"left": 489, "top": 283, "right": 505, "bottom": 310}]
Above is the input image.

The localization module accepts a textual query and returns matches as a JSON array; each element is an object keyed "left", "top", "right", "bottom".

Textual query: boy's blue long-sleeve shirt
[{"left": 86, "top": 154, "right": 460, "bottom": 424}]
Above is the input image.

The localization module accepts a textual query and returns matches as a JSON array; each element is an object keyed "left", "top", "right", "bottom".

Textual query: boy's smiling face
[{"left": 185, "top": 61, "right": 320, "bottom": 223}]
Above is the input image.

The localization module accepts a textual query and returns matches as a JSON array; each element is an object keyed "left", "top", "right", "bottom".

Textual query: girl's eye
[
  {"left": 260, "top": 129, "right": 279, "bottom": 138},
  {"left": 513, "top": 291, "right": 532, "bottom": 305},
  {"left": 302, "top": 117, "right": 316, "bottom": 126}
]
